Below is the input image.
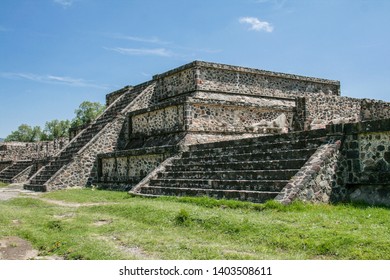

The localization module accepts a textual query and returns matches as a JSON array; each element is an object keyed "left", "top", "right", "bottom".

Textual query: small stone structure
[
  {"left": 0, "top": 138, "right": 68, "bottom": 183},
  {"left": 0, "top": 61, "right": 389, "bottom": 206}
]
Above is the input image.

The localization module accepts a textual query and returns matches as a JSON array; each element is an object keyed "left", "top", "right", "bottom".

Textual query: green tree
[
  {"left": 71, "top": 101, "right": 105, "bottom": 128},
  {"left": 41, "top": 119, "right": 71, "bottom": 141},
  {"left": 5, "top": 124, "right": 42, "bottom": 142}
]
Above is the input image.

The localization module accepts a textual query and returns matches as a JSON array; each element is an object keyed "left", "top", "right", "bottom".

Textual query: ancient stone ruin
[{"left": 1, "top": 61, "right": 389, "bottom": 206}]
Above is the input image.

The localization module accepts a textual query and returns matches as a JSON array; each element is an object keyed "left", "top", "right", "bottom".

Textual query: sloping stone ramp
[{"left": 24, "top": 84, "right": 154, "bottom": 191}]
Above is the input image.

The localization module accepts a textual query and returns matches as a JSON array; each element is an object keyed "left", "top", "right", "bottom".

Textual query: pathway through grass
[{"left": 0, "top": 188, "right": 389, "bottom": 259}]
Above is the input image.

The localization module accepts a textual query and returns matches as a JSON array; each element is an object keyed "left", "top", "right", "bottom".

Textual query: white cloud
[
  {"left": 239, "top": 17, "right": 274, "bottom": 32},
  {"left": 105, "top": 47, "right": 173, "bottom": 57},
  {"left": 0, "top": 72, "right": 107, "bottom": 89},
  {"left": 54, "top": 0, "right": 74, "bottom": 8}
]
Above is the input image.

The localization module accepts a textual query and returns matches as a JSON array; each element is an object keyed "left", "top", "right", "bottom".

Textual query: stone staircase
[
  {"left": 24, "top": 89, "right": 138, "bottom": 191},
  {"left": 136, "top": 129, "right": 328, "bottom": 203},
  {"left": 0, "top": 160, "right": 33, "bottom": 183}
]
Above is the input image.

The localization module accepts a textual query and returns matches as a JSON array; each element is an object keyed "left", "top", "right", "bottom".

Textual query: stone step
[
  {"left": 0, "top": 161, "right": 33, "bottom": 181},
  {"left": 183, "top": 137, "right": 326, "bottom": 159},
  {"left": 31, "top": 175, "right": 52, "bottom": 183},
  {"left": 149, "top": 178, "right": 288, "bottom": 192},
  {"left": 165, "top": 159, "right": 307, "bottom": 172},
  {"left": 175, "top": 148, "right": 317, "bottom": 165},
  {"left": 23, "top": 184, "right": 46, "bottom": 192},
  {"left": 157, "top": 169, "right": 298, "bottom": 180},
  {"left": 139, "top": 186, "right": 279, "bottom": 203},
  {"left": 23, "top": 90, "right": 148, "bottom": 190}
]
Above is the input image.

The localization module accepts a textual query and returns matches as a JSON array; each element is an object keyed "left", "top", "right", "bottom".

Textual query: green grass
[
  {"left": 1, "top": 188, "right": 389, "bottom": 260},
  {"left": 0, "top": 182, "right": 9, "bottom": 188}
]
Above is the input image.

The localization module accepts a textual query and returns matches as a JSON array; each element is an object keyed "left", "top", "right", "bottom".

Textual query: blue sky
[{"left": 1, "top": 0, "right": 389, "bottom": 138}]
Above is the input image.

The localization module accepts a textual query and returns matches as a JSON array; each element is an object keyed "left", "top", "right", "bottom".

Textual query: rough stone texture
[
  {"left": 45, "top": 115, "right": 125, "bottom": 190},
  {"left": 347, "top": 185, "right": 390, "bottom": 207},
  {"left": 68, "top": 124, "right": 89, "bottom": 140},
  {"left": 275, "top": 141, "right": 341, "bottom": 204},
  {"left": 294, "top": 95, "right": 361, "bottom": 131},
  {"left": 294, "top": 96, "right": 390, "bottom": 131},
  {"left": 188, "top": 103, "right": 292, "bottom": 134},
  {"left": 359, "top": 131, "right": 390, "bottom": 174},
  {"left": 361, "top": 99, "right": 390, "bottom": 121},
  {"left": 0, "top": 138, "right": 68, "bottom": 162},
  {"left": 329, "top": 119, "right": 390, "bottom": 205},
  {"left": 106, "top": 86, "right": 132, "bottom": 106},
  {"left": 10, "top": 165, "right": 34, "bottom": 183},
  {"left": 0, "top": 139, "right": 67, "bottom": 183},
  {"left": 154, "top": 67, "right": 196, "bottom": 101},
  {"left": 131, "top": 104, "right": 184, "bottom": 136},
  {"left": 152, "top": 61, "right": 340, "bottom": 101},
  {"left": 97, "top": 146, "right": 180, "bottom": 190}
]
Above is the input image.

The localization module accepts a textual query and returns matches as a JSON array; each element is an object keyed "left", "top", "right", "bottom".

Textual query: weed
[
  {"left": 175, "top": 209, "right": 191, "bottom": 226},
  {"left": 46, "top": 220, "right": 63, "bottom": 231}
]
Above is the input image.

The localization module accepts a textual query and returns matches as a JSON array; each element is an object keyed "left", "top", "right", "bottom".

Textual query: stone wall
[
  {"left": 97, "top": 145, "right": 179, "bottom": 190},
  {"left": 153, "top": 67, "right": 196, "bottom": 102},
  {"left": 0, "top": 138, "right": 68, "bottom": 162},
  {"left": 152, "top": 61, "right": 340, "bottom": 102},
  {"left": 127, "top": 94, "right": 294, "bottom": 148},
  {"left": 131, "top": 104, "right": 185, "bottom": 136},
  {"left": 294, "top": 95, "right": 361, "bottom": 131},
  {"left": 195, "top": 62, "right": 340, "bottom": 98},
  {"left": 188, "top": 102, "right": 292, "bottom": 133},
  {"left": 361, "top": 99, "right": 390, "bottom": 121},
  {"left": 328, "top": 119, "right": 390, "bottom": 206},
  {"left": 294, "top": 96, "right": 390, "bottom": 132}
]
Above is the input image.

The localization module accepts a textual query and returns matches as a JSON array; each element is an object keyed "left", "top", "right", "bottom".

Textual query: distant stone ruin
[{"left": 1, "top": 61, "right": 389, "bottom": 206}]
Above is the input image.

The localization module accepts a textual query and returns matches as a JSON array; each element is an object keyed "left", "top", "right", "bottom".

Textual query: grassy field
[
  {"left": 0, "top": 182, "right": 9, "bottom": 188},
  {"left": 0, "top": 188, "right": 389, "bottom": 260}
]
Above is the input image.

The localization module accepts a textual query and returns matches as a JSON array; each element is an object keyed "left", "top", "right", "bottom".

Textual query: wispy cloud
[
  {"left": 53, "top": 0, "right": 74, "bottom": 8},
  {"left": 239, "top": 17, "right": 274, "bottom": 32},
  {"left": 110, "top": 34, "right": 170, "bottom": 45},
  {"left": 0, "top": 72, "right": 107, "bottom": 89},
  {"left": 104, "top": 33, "right": 222, "bottom": 59},
  {"left": 105, "top": 47, "right": 173, "bottom": 57}
]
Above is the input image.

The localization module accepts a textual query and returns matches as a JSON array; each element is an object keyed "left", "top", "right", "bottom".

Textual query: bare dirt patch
[
  {"left": 93, "top": 219, "right": 113, "bottom": 226},
  {"left": 0, "top": 236, "right": 39, "bottom": 260},
  {"left": 0, "top": 236, "right": 64, "bottom": 260}
]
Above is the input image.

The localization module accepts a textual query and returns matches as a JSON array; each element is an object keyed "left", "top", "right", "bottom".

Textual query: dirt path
[
  {"left": 0, "top": 183, "right": 42, "bottom": 201},
  {"left": 0, "top": 184, "right": 120, "bottom": 260}
]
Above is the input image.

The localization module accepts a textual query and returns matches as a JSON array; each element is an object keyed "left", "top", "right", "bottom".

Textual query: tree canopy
[
  {"left": 5, "top": 101, "right": 105, "bottom": 142},
  {"left": 70, "top": 101, "right": 106, "bottom": 128},
  {"left": 41, "top": 119, "right": 71, "bottom": 141},
  {"left": 5, "top": 124, "right": 42, "bottom": 142}
]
